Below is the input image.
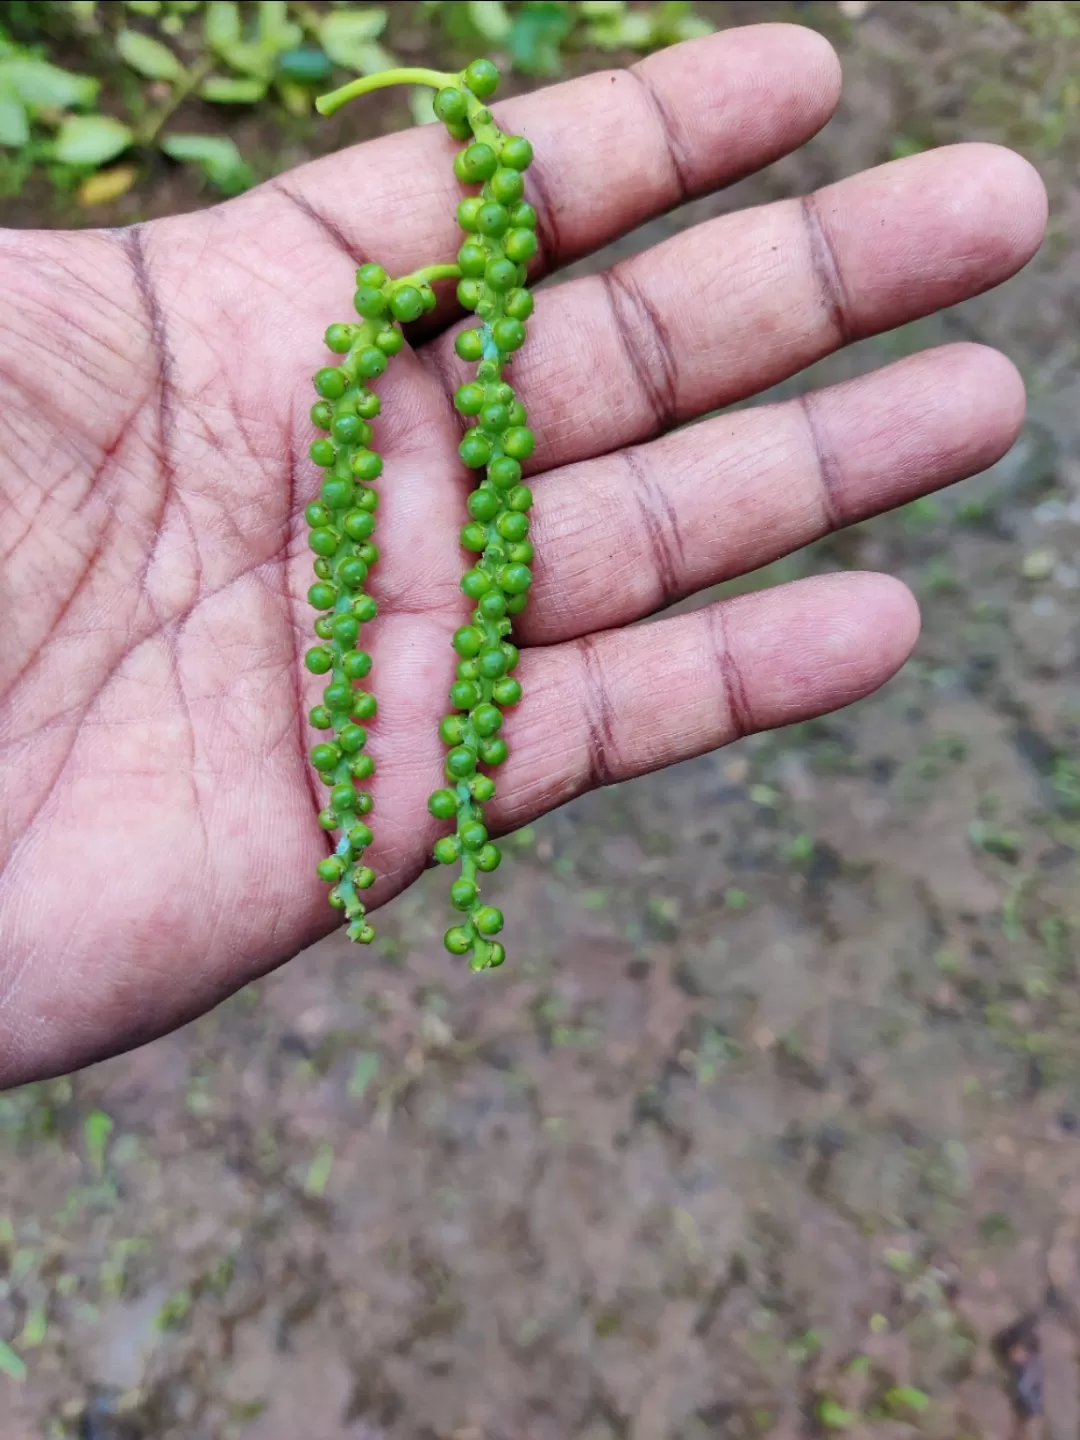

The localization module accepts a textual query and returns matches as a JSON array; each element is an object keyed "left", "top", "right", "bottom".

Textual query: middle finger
[{"left": 422, "top": 143, "right": 1045, "bottom": 472}]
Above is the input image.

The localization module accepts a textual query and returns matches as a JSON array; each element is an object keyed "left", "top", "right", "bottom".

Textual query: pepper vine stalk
[{"left": 306, "top": 57, "right": 537, "bottom": 972}]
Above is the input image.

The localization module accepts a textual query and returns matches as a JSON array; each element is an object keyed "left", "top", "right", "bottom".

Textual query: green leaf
[
  {"left": 0, "top": 57, "right": 99, "bottom": 111},
  {"left": 0, "top": 89, "right": 29, "bottom": 149},
  {"left": 0, "top": 1339, "right": 26, "bottom": 1382},
  {"left": 348, "top": 1051, "right": 380, "bottom": 1099},
  {"left": 160, "top": 132, "right": 252, "bottom": 194},
  {"left": 256, "top": 1, "right": 302, "bottom": 52},
  {"left": 508, "top": 2, "right": 574, "bottom": 76},
  {"left": 70, "top": 0, "right": 99, "bottom": 19},
  {"left": 276, "top": 47, "right": 333, "bottom": 84},
  {"left": 125, "top": 1, "right": 163, "bottom": 14},
  {"left": 117, "top": 28, "right": 185, "bottom": 81},
  {"left": 53, "top": 115, "right": 134, "bottom": 167},
  {"left": 204, "top": 0, "right": 241, "bottom": 52},
  {"left": 304, "top": 1141, "right": 334, "bottom": 1198},
  {"left": 467, "top": 0, "right": 512, "bottom": 42},
  {"left": 199, "top": 75, "right": 268, "bottom": 103},
  {"left": 83, "top": 1108, "right": 113, "bottom": 1176},
  {"left": 319, "top": 10, "right": 390, "bottom": 71}
]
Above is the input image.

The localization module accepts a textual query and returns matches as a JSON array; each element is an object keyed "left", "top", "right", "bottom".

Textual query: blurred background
[{"left": 1, "top": 2, "right": 1079, "bottom": 1436}]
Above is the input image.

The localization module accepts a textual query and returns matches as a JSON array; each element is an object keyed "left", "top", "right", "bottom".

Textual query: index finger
[{"left": 258, "top": 24, "right": 841, "bottom": 283}]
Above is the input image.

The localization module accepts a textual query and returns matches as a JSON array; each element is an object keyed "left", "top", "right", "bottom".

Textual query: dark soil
[{"left": 2, "top": 4, "right": 1079, "bottom": 1437}]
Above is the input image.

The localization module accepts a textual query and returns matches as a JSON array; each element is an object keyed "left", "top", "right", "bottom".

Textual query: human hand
[{"left": 0, "top": 24, "right": 1046, "bottom": 1087}]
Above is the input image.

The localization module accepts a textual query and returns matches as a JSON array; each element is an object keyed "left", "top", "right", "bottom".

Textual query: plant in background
[
  {"left": 305, "top": 56, "right": 537, "bottom": 970},
  {"left": 0, "top": 1, "right": 713, "bottom": 204}
]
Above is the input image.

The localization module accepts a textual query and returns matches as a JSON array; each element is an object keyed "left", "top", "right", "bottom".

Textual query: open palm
[{"left": 0, "top": 25, "right": 1046, "bottom": 1087}]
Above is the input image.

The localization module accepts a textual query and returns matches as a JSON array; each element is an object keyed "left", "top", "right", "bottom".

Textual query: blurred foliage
[{"left": 0, "top": 0, "right": 713, "bottom": 205}]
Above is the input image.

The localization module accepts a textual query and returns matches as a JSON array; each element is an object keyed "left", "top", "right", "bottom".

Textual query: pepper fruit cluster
[{"left": 306, "top": 58, "right": 536, "bottom": 969}]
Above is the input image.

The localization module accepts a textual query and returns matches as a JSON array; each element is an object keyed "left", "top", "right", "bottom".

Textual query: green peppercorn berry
[
  {"left": 349, "top": 821, "right": 374, "bottom": 849},
  {"left": 510, "top": 202, "right": 538, "bottom": 231},
  {"left": 311, "top": 400, "right": 333, "bottom": 430},
  {"left": 320, "top": 477, "right": 354, "bottom": 510},
  {"left": 493, "top": 677, "right": 522, "bottom": 706},
  {"left": 500, "top": 133, "right": 533, "bottom": 169},
  {"left": 478, "top": 647, "right": 507, "bottom": 679},
  {"left": 459, "top": 821, "right": 487, "bottom": 852},
  {"left": 492, "top": 318, "right": 526, "bottom": 353},
  {"left": 508, "top": 484, "right": 533, "bottom": 511},
  {"left": 471, "top": 774, "right": 496, "bottom": 803},
  {"left": 356, "top": 347, "right": 387, "bottom": 380},
  {"left": 433, "top": 86, "right": 467, "bottom": 125},
  {"left": 477, "top": 842, "right": 502, "bottom": 872},
  {"left": 351, "top": 691, "right": 377, "bottom": 720},
  {"left": 452, "top": 626, "right": 483, "bottom": 659},
  {"left": 457, "top": 279, "right": 482, "bottom": 310},
  {"left": 508, "top": 402, "right": 527, "bottom": 429},
  {"left": 484, "top": 259, "right": 517, "bottom": 293},
  {"left": 461, "top": 521, "right": 488, "bottom": 552},
  {"left": 355, "top": 791, "right": 373, "bottom": 815},
  {"left": 481, "top": 737, "right": 509, "bottom": 766},
  {"left": 450, "top": 679, "right": 481, "bottom": 710},
  {"left": 314, "top": 367, "right": 346, "bottom": 400},
  {"left": 505, "top": 593, "right": 527, "bottom": 615},
  {"left": 317, "top": 856, "right": 345, "bottom": 882},
  {"left": 445, "top": 926, "right": 473, "bottom": 956},
  {"left": 318, "top": 808, "right": 337, "bottom": 829},
  {"left": 434, "top": 835, "right": 461, "bottom": 864},
  {"left": 309, "top": 438, "right": 336, "bottom": 468},
  {"left": 457, "top": 659, "right": 480, "bottom": 681},
  {"left": 429, "top": 789, "right": 459, "bottom": 821},
  {"left": 490, "top": 168, "right": 525, "bottom": 205},
  {"left": 313, "top": 558, "right": 332, "bottom": 580},
  {"left": 479, "top": 403, "right": 510, "bottom": 433},
  {"left": 498, "top": 563, "right": 532, "bottom": 595},
  {"left": 310, "top": 705, "right": 332, "bottom": 729},
  {"left": 351, "top": 754, "right": 375, "bottom": 780},
  {"left": 504, "top": 229, "right": 538, "bottom": 264},
  {"left": 461, "top": 567, "right": 491, "bottom": 599},
  {"left": 477, "top": 359, "right": 499, "bottom": 381},
  {"left": 475, "top": 905, "right": 504, "bottom": 936},
  {"left": 314, "top": 616, "right": 334, "bottom": 640},
  {"left": 440, "top": 715, "right": 465, "bottom": 745},
  {"left": 338, "top": 557, "right": 369, "bottom": 590},
  {"left": 357, "top": 542, "right": 379, "bottom": 567},
  {"left": 305, "top": 646, "right": 333, "bottom": 675},
  {"left": 328, "top": 888, "right": 346, "bottom": 909},
  {"left": 310, "top": 742, "right": 339, "bottom": 771},
  {"left": 324, "top": 324, "right": 355, "bottom": 354},
  {"left": 450, "top": 878, "right": 477, "bottom": 911},
  {"left": 467, "top": 488, "right": 500, "bottom": 522},
  {"left": 479, "top": 591, "right": 507, "bottom": 620},
  {"left": 509, "top": 542, "right": 534, "bottom": 566},
  {"left": 446, "top": 746, "right": 477, "bottom": 779},
  {"left": 486, "top": 942, "right": 507, "bottom": 968},
  {"left": 350, "top": 866, "right": 374, "bottom": 889},
  {"left": 350, "top": 450, "right": 382, "bottom": 482},
  {"left": 329, "top": 615, "right": 358, "bottom": 649},
  {"left": 356, "top": 391, "right": 380, "bottom": 419},
  {"left": 353, "top": 284, "right": 387, "bottom": 319},
  {"left": 356, "top": 486, "right": 378, "bottom": 512},
  {"left": 308, "top": 582, "right": 336, "bottom": 610},
  {"left": 489, "top": 455, "right": 521, "bottom": 490},
  {"left": 376, "top": 327, "right": 403, "bottom": 356},
  {"left": 459, "top": 431, "right": 492, "bottom": 469},
  {"left": 324, "top": 681, "right": 352, "bottom": 710},
  {"left": 455, "top": 142, "right": 497, "bottom": 184},
  {"left": 464, "top": 57, "right": 499, "bottom": 98},
  {"left": 384, "top": 285, "right": 420, "bottom": 323},
  {"left": 357, "top": 263, "right": 387, "bottom": 287},
  {"left": 458, "top": 242, "right": 488, "bottom": 278},
  {"left": 455, "top": 329, "right": 484, "bottom": 363},
  {"left": 497, "top": 511, "right": 528, "bottom": 542},
  {"left": 457, "top": 196, "right": 483, "bottom": 231},
  {"left": 343, "top": 650, "right": 372, "bottom": 679},
  {"left": 476, "top": 202, "right": 509, "bottom": 238},
  {"left": 329, "top": 782, "right": 356, "bottom": 813},
  {"left": 472, "top": 703, "right": 502, "bottom": 736},
  {"left": 504, "top": 289, "right": 534, "bottom": 322},
  {"left": 354, "top": 596, "right": 378, "bottom": 625},
  {"left": 338, "top": 723, "right": 367, "bottom": 753},
  {"left": 419, "top": 283, "right": 436, "bottom": 312},
  {"left": 452, "top": 383, "right": 483, "bottom": 417}
]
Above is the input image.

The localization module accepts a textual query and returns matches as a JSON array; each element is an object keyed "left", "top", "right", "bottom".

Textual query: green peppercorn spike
[{"left": 313, "top": 56, "right": 535, "bottom": 970}]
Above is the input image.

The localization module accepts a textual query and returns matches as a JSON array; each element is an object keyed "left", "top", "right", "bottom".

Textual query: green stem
[
  {"left": 138, "top": 52, "right": 216, "bottom": 146},
  {"left": 409, "top": 263, "right": 463, "bottom": 286},
  {"left": 316, "top": 68, "right": 457, "bottom": 117}
]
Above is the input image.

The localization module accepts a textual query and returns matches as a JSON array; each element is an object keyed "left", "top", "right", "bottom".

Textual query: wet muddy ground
[{"left": 2, "top": 3, "right": 1079, "bottom": 1436}]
